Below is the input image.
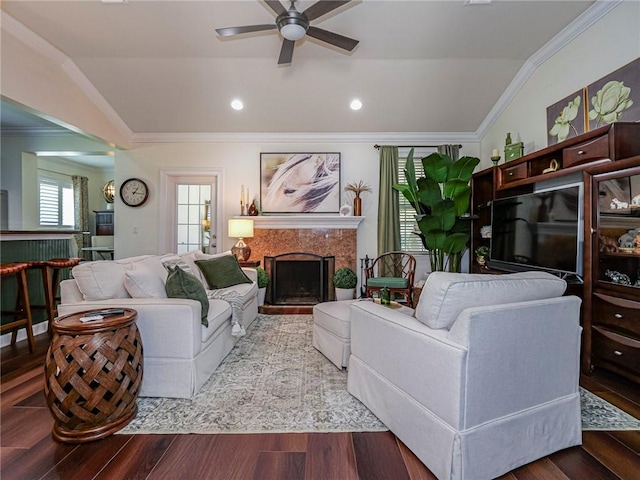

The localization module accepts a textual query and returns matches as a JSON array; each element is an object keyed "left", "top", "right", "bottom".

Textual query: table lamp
[{"left": 228, "top": 218, "right": 254, "bottom": 261}]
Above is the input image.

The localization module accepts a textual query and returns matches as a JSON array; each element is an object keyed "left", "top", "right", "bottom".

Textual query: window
[
  {"left": 38, "top": 173, "right": 74, "bottom": 228},
  {"left": 176, "top": 183, "right": 212, "bottom": 254},
  {"left": 397, "top": 148, "right": 436, "bottom": 252}
]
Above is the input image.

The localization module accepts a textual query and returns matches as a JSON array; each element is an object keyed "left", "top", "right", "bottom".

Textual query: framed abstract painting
[{"left": 260, "top": 153, "right": 341, "bottom": 214}]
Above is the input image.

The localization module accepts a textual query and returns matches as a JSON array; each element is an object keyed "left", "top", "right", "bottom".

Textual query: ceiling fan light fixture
[{"left": 280, "top": 22, "right": 307, "bottom": 41}]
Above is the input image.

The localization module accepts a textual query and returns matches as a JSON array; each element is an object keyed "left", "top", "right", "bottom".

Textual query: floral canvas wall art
[
  {"left": 260, "top": 153, "right": 341, "bottom": 214},
  {"left": 546, "top": 58, "right": 639, "bottom": 147},
  {"left": 586, "top": 57, "right": 639, "bottom": 132},
  {"left": 547, "top": 89, "right": 587, "bottom": 146}
]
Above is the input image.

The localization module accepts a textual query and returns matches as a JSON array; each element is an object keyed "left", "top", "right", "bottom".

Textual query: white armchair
[{"left": 347, "top": 271, "right": 582, "bottom": 480}]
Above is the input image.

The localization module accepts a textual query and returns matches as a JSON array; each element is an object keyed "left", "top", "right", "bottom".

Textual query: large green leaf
[
  {"left": 449, "top": 156, "right": 480, "bottom": 182},
  {"left": 442, "top": 233, "right": 469, "bottom": 254},
  {"left": 422, "top": 153, "right": 451, "bottom": 183},
  {"left": 417, "top": 200, "right": 456, "bottom": 234},
  {"left": 393, "top": 183, "right": 416, "bottom": 205},
  {"left": 424, "top": 230, "right": 448, "bottom": 250},
  {"left": 416, "top": 177, "right": 442, "bottom": 208},
  {"left": 446, "top": 182, "right": 472, "bottom": 216}
]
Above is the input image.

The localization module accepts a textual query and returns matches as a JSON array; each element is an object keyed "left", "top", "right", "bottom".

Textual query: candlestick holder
[
  {"left": 240, "top": 201, "right": 245, "bottom": 216},
  {"left": 491, "top": 155, "right": 501, "bottom": 167}
]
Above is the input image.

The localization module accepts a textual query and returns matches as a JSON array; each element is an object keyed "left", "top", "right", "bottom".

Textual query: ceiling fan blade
[
  {"left": 265, "top": 0, "right": 288, "bottom": 16},
  {"left": 216, "top": 24, "right": 277, "bottom": 36},
  {"left": 278, "top": 39, "right": 295, "bottom": 64},
  {"left": 303, "top": 1, "right": 351, "bottom": 21},
  {"left": 306, "top": 26, "right": 358, "bottom": 51}
]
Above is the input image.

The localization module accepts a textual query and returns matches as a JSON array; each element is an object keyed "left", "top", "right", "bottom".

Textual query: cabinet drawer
[
  {"left": 563, "top": 134, "right": 609, "bottom": 167},
  {"left": 592, "top": 326, "right": 640, "bottom": 375},
  {"left": 502, "top": 163, "right": 527, "bottom": 185},
  {"left": 592, "top": 293, "right": 640, "bottom": 336}
]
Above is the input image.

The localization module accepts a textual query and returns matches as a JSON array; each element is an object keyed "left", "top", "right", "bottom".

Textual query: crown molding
[
  {"left": 0, "top": 127, "right": 75, "bottom": 136},
  {"left": 131, "top": 131, "right": 480, "bottom": 145},
  {"left": 1, "top": 12, "right": 133, "bottom": 142},
  {"left": 475, "top": 0, "right": 622, "bottom": 138}
]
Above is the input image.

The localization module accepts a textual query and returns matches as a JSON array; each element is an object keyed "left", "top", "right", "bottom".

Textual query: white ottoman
[{"left": 312, "top": 300, "right": 355, "bottom": 369}]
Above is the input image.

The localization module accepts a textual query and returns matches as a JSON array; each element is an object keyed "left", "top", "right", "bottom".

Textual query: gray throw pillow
[
  {"left": 195, "top": 255, "right": 252, "bottom": 290},
  {"left": 165, "top": 265, "right": 209, "bottom": 327}
]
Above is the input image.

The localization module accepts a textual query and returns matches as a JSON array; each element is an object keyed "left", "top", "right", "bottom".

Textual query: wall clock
[{"left": 120, "top": 178, "right": 149, "bottom": 207}]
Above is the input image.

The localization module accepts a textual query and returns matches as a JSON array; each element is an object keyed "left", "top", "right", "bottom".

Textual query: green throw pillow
[
  {"left": 195, "top": 255, "right": 252, "bottom": 290},
  {"left": 165, "top": 265, "right": 209, "bottom": 327}
]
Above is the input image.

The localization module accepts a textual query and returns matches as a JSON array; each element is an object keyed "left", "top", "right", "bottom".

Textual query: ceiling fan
[{"left": 215, "top": 0, "right": 359, "bottom": 65}]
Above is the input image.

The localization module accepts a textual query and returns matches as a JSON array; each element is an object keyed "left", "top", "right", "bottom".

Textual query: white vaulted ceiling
[{"left": 1, "top": 0, "right": 598, "bottom": 136}]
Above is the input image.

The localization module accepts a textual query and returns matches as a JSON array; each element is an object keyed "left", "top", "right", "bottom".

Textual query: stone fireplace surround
[{"left": 240, "top": 215, "right": 363, "bottom": 273}]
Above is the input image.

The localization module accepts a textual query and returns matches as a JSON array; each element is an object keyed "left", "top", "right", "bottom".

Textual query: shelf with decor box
[{"left": 495, "top": 123, "right": 640, "bottom": 191}]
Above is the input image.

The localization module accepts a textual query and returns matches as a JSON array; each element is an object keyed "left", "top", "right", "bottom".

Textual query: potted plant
[
  {"left": 393, "top": 148, "right": 480, "bottom": 272},
  {"left": 333, "top": 267, "right": 357, "bottom": 301},
  {"left": 255, "top": 267, "right": 268, "bottom": 306},
  {"left": 475, "top": 246, "right": 489, "bottom": 266}
]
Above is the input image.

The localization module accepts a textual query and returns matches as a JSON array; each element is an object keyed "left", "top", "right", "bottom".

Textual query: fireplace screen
[{"left": 265, "top": 253, "right": 335, "bottom": 305}]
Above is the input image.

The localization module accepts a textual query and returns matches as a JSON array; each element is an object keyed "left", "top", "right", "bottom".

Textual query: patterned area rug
[{"left": 120, "top": 314, "right": 640, "bottom": 434}]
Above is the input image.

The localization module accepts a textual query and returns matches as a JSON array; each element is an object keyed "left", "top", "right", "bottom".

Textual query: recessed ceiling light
[
  {"left": 350, "top": 99, "right": 362, "bottom": 111},
  {"left": 231, "top": 99, "right": 244, "bottom": 111}
]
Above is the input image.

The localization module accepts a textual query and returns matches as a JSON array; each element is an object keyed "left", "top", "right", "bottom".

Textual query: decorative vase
[
  {"left": 476, "top": 256, "right": 486, "bottom": 266},
  {"left": 353, "top": 196, "right": 362, "bottom": 216}
]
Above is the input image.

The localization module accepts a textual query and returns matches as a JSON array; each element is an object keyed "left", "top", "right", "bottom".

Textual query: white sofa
[
  {"left": 58, "top": 251, "right": 259, "bottom": 399},
  {"left": 347, "top": 271, "right": 582, "bottom": 480}
]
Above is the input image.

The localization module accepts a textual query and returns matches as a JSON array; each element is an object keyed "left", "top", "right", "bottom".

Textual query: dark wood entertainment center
[{"left": 471, "top": 122, "right": 640, "bottom": 384}]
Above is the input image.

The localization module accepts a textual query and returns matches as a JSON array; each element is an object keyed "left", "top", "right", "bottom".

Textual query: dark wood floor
[{"left": 2, "top": 333, "right": 639, "bottom": 480}]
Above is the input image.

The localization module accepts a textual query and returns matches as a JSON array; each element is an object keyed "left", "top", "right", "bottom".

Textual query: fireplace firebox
[{"left": 265, "top": 253, "right": 335, "bottom": 305}]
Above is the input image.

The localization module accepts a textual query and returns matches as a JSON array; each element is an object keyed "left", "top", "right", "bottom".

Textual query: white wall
[
  {"left": 1, "top": 134, "right": 114, "bottom": 230},
  {"left": 480, "top": 1, "right": 640, "bottom": 161},
  {"left": 114, "top": 141, "right": 479, "bottom": 274}
]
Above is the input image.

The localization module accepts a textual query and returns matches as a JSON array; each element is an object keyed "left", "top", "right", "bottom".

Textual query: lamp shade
[{"left": 228, "top": 218, "right": 254, "bottom": 238}]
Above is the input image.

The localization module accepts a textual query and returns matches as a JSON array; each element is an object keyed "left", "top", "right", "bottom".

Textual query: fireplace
[{"left": 265, "top": 253, "right": 335, "bottom": 305}]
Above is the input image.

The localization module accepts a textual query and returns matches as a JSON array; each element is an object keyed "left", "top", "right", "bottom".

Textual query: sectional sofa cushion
[
  {"left": 72, "top": 261, "right": 130, "bottom": 300},
  {"left": 165, "top": 265, "right": 210, "bottom": 326},
  {"left": 124, "top": 270, "right": 167, "bottom": 298},
  {"left": 415, "top": 271, "right": 567, "bottom": 330},
  {"left": 196, "top": 255, "right": 252, "bottom": 290}
]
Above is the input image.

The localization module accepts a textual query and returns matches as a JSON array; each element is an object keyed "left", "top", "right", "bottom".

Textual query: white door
[{"left": 161, "top": 173, "right": 220, "bottom": 254}]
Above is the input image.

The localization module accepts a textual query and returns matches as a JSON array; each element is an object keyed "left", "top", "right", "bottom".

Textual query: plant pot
[
  {"left": 335, "top": 288, "right": 355, "bottom": 301},
  {"left": 257, "top": 287, "right": 266, "bottom": 307}
]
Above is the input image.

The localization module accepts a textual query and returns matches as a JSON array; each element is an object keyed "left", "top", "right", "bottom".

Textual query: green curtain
[
  {"left": 437, "top": 144, "right": 460, "bottom": 161},
  {"left": 377, "top": 146, "right": 400, "bottom": 258},
  {"left": 72, "top": 175, "right": 90, "bottom": 260}
]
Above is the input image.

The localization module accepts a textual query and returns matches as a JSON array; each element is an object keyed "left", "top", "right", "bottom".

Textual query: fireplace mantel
[{"left": 235, "top": 215, "right": 364, "bottom": 229}]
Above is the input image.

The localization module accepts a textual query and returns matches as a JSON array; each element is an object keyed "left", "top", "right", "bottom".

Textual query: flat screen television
[{"left": 489, "top": 183, "right": 583, "bottom": 277}]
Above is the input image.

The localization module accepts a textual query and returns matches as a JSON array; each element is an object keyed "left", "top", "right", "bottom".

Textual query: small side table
[{"left": 44, "top": 308, "right": 143, "bottom": 443}]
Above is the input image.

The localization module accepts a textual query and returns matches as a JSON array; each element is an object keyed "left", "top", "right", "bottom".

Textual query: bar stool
[
  {"left": 0, "top": 263, "right": 36, "bottom": 352},
  {"left": 28, "top": 257, "right": 81, "bottom": 333}
]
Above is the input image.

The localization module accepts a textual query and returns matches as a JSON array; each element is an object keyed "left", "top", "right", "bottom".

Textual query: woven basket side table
[{"left": 44, "top": 308, "right": 143, "bottom": 443}]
